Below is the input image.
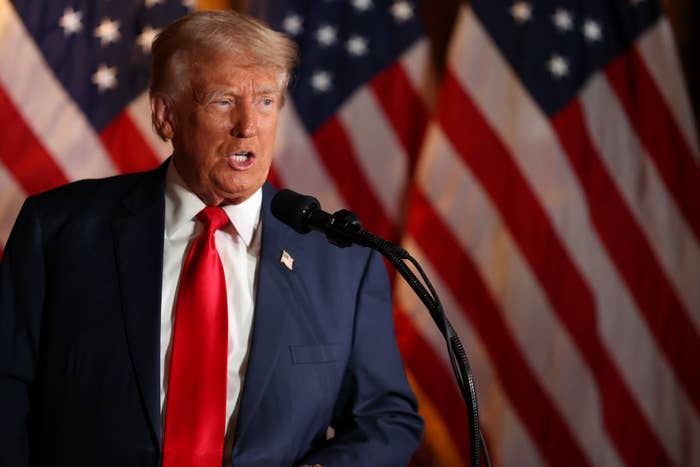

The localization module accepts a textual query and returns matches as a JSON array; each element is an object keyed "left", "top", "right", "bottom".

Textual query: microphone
[{"left": 271, "top": 189, "right": 364, "bottom": 248}]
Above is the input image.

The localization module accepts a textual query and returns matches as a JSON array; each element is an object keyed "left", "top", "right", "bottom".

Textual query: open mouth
[
  {"left": 232, "top": 151, "right": 252, "bottom": 162},
  {"left": 227, "top": 151, "right": 256, "bottom": 170}
]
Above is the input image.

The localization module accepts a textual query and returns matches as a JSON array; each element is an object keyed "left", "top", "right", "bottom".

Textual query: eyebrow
[{"left": 203, "top": 87, "right": 281, "bottom": 99}]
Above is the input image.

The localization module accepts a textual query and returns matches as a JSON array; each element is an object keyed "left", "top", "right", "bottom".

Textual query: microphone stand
[{"left": 316, "top": 209, "right": 491, "bottom": 467}]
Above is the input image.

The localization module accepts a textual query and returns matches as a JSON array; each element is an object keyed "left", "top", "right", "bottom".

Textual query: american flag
[
  {"left": 2, "top": 0, "right": 700, "bottom": 466},
  {"left": 0, "top": 0, "right": 193, "bottom": 256},
  {"left": 253, "top": 0, "right": 431, "bottom": 244},
  {"left": 395, "top": 0, "right": 700, "bottom": 466}
]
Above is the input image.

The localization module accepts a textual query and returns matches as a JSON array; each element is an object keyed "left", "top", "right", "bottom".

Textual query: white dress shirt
[{"left": 160, "top": 162, "right": 261, "bottom": 444}]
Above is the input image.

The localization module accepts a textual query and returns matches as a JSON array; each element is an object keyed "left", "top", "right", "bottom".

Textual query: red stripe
[
  {"left": 312, "top": 117, "right": 395, "bottom": 241},
  {"left": 0, "top": 86, "right": 68, "bottom": 194},
  {"left": 407, "top": 187, "right": 591, "bottom": 467},
  {"left": 99, "top": 112, "right": 162, "bottom": 174},
  {"left": 393, "top": 305, "right": 471, "bottom": 463},
  {"left": 267, "top": 165, "right": 282, "bottom": 189},
  {"left": 606, "top": 48, "right": 700, "bottom": 242},
  {"left": 369, "top": 62, "right": 429, "bottom": 172},
  {"left": 553, "top": 99, "right": 700, "bottom": 415},
  {"left": 439, "top": 71, "right": 674, "bottom": 466}
]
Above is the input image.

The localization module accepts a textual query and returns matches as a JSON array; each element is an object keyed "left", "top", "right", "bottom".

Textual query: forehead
[{"left": 188, "top": 49, "right": 282, "bottom": 92}]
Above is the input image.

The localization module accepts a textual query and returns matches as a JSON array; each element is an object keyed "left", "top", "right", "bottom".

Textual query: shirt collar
[{"left": 164, "top": 161, "right": 262, "bottom": 247}]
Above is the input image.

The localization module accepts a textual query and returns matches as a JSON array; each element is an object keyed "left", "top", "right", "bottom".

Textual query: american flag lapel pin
[{"left": 280, "top": 250, "right": 294, "bottom": 270}]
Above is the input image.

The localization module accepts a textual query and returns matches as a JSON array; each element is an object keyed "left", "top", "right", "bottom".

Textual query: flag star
[
  {"left": 94, "top": 18, "right": 121, "bottom": 46},
  {"left": 137, "top": 26, "right": 160, "bottom": 54},
  {"left": 145, "top": 0, "right": 163, "bottom": 7},
  {"left": 351, "top": 0, "right": 373, "bottom": 12},
  {"left": 315, "top": 24, "right": 337, "bottom": 47},
  {"left": 282, "top": 14, "right": 303, "bottom": 36},
  {"left": 547, "top": 54, "right": 569, "bottom": 78},
  {"left": 510, "top": 1, "right": 532, "bottom": 23},
  {"left": 59, "top": 7, "right": 83, "bottom": 36},
  {"left": 92, "top": 64, "right": 118, "bottom": 92},
  {"left": 582, "top": 19, "right": 603, "bottom": 42},
  {"left": 182, "top": 0, "right": 196, "bottom": 10},
  {"left": 311, "top": 70, "right": 332, "bottom": 93},
  {"left": 552, "top": 8, "right": 573, "bottom": 31},
  {"left": 390, "top": 1, "right": 414, "bottom": 23},
  {"left": 346, "top": 35, "right": 368, "bottom": 57}
]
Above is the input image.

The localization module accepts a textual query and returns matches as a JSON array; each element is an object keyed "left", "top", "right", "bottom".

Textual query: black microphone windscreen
[{"left": 271, "top": 189, "right": 320, "bottom": 234}]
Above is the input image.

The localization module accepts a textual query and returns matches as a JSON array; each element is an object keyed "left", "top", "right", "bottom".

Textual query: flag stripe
[
  {"left": 338, "top": 87, "right": 408, "bottom": 223},
  {"left": 605, "top": 49, "right": 700, "bottom": 244},
  {"left": 0, "top": 0, "right": 117, "bottom": 182},
  {"left": 403, "top": 369, "right": 464, "bottom": 467},
  {"left": 99, "top": 112, "right": 162, "bottom": 173},
  {"left": 0, "top": 86, "right": 69, "bottom": 194},
  {"left": 397, "top": 237, "right": 546, "bottom": 467},
  {"left": 311, "top": 117, "right": 395, "bottom": 240},
  {"left": 636, "top": 19, "right": 700, "bottom": 159},
  {"left": 398, "top": 39, "right": 434, "bottom": 110},
  {"left": 553, "top": 101, "right": 700, "bottom": 464},
  {"left": 272, "top": 101, "right": 346, "bottom": 213},
  {"left": 407, "top": 188, "right": 591, "bottom": 466},
  {"left": 580, "top": 74, "right": 700, "bottom": 333},
  {"left": 396, "top": 241, "right": 544, "bottom": 467},
  {"left": 440, "top": 70, "right": 673, "bottom": 467},
  {"left": 369, "top": 60, "right": 429, "bottom": 166},
  {"left": 417, "top": 121, "right": 626, "bottom": 467},
  {"left": 448, "top": 7, "right": 700, "bottom": 464},
  {"left": 394, "top": 306, "right": 471, "bottom": 462}
]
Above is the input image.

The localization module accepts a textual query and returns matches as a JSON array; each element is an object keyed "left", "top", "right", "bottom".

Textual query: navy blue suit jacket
[{"left": 0, "top": 162, "right": 423, "bottom": 466}]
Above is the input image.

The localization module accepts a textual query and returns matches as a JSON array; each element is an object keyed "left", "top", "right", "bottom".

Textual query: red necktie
[{"left": 162, "top": 206, "right": 229, "bottom": 467}]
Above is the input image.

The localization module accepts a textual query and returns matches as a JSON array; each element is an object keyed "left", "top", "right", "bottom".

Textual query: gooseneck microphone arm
[{"left": 272, "top": 189, "right": 491, "bottom": 467}]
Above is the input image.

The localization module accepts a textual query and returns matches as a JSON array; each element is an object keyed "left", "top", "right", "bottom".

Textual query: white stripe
[
  {"left": 636, "top": 19, "right": 700, "bottom": 159},
  {"left": 0, "top": 163, "right": 26, "bottom": 248},
  {"left": 273, "top": 100, "right": 345, "bottom": 212},
  {"left": 451, "top": 6, "right": 700, "bottom": 464},
  {"left": 418, "top": 123, "right": 622, "bottom": 467},
  {"left": 400, "top": 38, "right": 435, "bottom": 107},
  {"left": 581, "top": 74, "right": 700, "bottom": 329},
  {"left": 396, "top": 238, "right": 544, "bottom": 467},
  {"left": 0, "top": 0, "right": 117, "bottom": 181},
  {"left": 127, "top": 91, "right": 173, "bottom": 162},
  {"left": 339, "top": 87, "right": 407, "bottom": 222}
]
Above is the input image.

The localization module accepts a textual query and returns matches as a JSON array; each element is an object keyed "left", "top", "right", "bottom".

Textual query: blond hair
[{"left": 150, "top": 10, "right": 297, "bottom": 98}]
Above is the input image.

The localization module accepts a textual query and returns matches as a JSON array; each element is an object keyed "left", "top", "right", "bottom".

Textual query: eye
[{"left": 261, "top": 97, "right": 274, "bottom": 106}]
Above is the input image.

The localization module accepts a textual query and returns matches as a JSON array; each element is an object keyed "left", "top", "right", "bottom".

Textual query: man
[{"left": 0, "top": 10, "right": 423, "bottom": 467}]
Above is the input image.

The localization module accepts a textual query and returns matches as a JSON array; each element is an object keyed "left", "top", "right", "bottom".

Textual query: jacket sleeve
[
  {"left": 298, "top": 250, "right": 424, "bottom": 466},
  {"left": 0, "top": 197, "right": 45, "bottom": 467}
]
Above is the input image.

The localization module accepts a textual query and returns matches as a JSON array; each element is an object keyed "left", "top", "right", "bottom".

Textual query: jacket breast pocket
[{"left": 289, "top": 343, "right": 342, "bottom": 364}]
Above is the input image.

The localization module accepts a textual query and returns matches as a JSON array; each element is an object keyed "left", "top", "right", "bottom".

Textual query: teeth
[{"left": 232, "top": 152, "right": 249, "bottom": 162}]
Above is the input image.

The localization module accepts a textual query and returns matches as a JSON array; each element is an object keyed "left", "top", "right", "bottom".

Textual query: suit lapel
[
  {"left": 111, "top": 164, "right": 168, "bottom": 450},
  {"left": 234, "top": 184, "right": 306, "bottom": 443}
]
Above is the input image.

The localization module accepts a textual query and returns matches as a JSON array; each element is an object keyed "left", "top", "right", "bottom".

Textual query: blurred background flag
[
  {"left": 395, "top": 0, "right": 700, "bottom": 466},
  {"left": 1, "top": 0, "right": 699, "bottom": 465},
  {"left": 0, "top": 0, "right": 191, "bottom": 255}
]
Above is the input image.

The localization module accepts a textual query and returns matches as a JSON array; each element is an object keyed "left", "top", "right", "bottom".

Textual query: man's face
[{"left": 164, "top": 50, "right": 283, "bottom": 205}]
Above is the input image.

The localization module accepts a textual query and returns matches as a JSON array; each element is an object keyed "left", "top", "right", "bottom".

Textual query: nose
[{"left": 231, "top": 102, "right": 257, "bottom": 138}]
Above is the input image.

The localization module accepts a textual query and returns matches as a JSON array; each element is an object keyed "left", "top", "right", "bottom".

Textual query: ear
[{"left": 150, "top": 93, "right": 176, "bottom": 141}]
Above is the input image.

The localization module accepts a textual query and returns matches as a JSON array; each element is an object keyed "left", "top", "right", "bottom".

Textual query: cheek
[{"left": 259, "top": 117, "right": 279, "bottom": 148}]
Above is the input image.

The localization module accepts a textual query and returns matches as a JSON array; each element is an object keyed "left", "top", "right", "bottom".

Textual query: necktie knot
[{"left": 197, "top": 206, "right": 229, "bottom": 232}]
